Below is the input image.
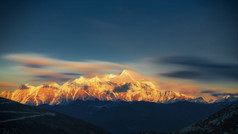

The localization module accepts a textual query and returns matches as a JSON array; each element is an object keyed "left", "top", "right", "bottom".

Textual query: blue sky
[{"left": 0, "top": 0, "right": 237, "bottom": 98}]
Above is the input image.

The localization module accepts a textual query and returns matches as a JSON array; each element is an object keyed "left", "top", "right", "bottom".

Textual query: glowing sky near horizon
[{"left": 0, "top": 0, "right": 237, "bottom": 99}]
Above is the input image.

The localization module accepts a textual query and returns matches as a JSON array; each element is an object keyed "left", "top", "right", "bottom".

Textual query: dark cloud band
[
  {"left": 201, "top": 90, "right": 238, "bottom": 98},
  {"left": 158, "top": 56, "right": 238, "bottom": 81}
]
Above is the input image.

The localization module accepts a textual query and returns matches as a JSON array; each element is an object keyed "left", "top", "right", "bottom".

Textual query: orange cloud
[
  {"left": 0, "top": 82, "right": 18, "bottom": 87},
  {"left": 19, "top": 66, "right": 57, "bottom": 75},
  {"left": 0, "top": 82, "right": 18, "bottom": 92},
  {"left": 4, "top": 54, "right": 127, "bottom": 74},
  {"left": 3, "top": 53, "right": 129, "bottom": 83},
  {"left": 16, "top": 66, "right": 79, "bottom": 82},
  {"left": 5, "top": 54, "right": 55, "bottom": 67}
]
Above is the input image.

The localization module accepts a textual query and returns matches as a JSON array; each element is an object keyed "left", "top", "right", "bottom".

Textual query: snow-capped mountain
[
  {"left": 0, "top": 70, "right": 204, "bottom": 105},
  {"left": 214, "top": 95, "right": 238, "bottom": 103},
  {"left": 188, "top": 97, "right": 207, "bottom": 103}
]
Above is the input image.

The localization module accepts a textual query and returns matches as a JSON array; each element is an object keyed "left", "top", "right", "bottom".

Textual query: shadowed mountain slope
[
  {"left": 137, "top": 101, "right": 238, "bottom": 134},
  {"left": 39, "top": 99, "right": 227, "bottom": 134},
  {"left": 177, "top": 101, "right": 238, "bottom": 134},
  {"left": 0, "top": 98, "right": 110, "bottom": 134}
]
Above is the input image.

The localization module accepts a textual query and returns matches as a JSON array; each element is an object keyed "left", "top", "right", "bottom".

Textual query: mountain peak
[
  {"left": 120, "top": 69, "right": 132, "bottom": 76},
  {"left": 119, "top": 69, "right": 148, "bottom": 81},
  {"left": 42, "top": 82, "right": 60, "bottom": 88},
  {"left": 120, "top": 69, "right": 141, "bottom": 78},
  {"left": 215, "top": 95, "right": 238, "bottom": 103},
  {"left": 18, "top": 83, "right": 32, "bottom": 90}
]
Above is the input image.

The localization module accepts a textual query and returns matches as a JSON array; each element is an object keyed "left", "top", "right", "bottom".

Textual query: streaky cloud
[
  {"left": 159, "top": 70, "right": 202, "bottom": 79},
  {"left": 4, "top": 53, "right": 127, "bottom": 74},
  {"left": 0, "top": 82, "right": 18, "bottom": 87},
  {"left": 157, "top": 56, "right": 238, "bottom": 81},
  {"left": 3, "top": 53, "right": 128, "bottom": 82},
  {"left": 201, "top": 90, "right": 238, "bottom": 98}
]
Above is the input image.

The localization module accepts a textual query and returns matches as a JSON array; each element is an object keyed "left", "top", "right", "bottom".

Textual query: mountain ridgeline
[{"left": 0, "top": 70, "right": 206, "bottom": 105}]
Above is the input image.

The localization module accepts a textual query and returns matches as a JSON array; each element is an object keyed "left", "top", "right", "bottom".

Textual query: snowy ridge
[{"left": 1, "top": 70, "right": 205, "bottom": 105}]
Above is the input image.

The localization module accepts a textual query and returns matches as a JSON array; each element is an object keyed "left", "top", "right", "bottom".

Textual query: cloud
[
  {"left": 3, "top": 53, "right": 127, "bottom": 82},
  {"left": 157, "top": 56, "right": 238, "bottom": 81},
  {"left": 18, "top": 66, "right": 57, "bottom": 75},
  {"left": 211, "top": 93, "right": 238, "bottom": 97},
  {"left": 161, "top": 56, "right": 238, "bottom": 70},
  {"left": 60, "top": 72, "right": 81, "bottom": 76},
  {"left": 32, "top": 75, "right": 73, "bottom": 82},
  {"left": 4, "top": 54, "right": 55, "bottom": 67},
  {"left": 0, "top": 82, "right": 18, "bottom": 87},
  {"left": 4, "top": 54, "right": 127, "bottom": 74},
  {"left": 0, "top": 82, "right": 18, "bottom": 91},
  {"left": 160, "top": 71, "right": 202, "bottom": 79},
  {"left": 201, "top": 90, "right": 238, "bottom": 98},
  {"left": 201, "top": 90, "right": 216, "bottom": 94},
  {"left": 17, "top": 67, "right": 77, "bottom": 82}
]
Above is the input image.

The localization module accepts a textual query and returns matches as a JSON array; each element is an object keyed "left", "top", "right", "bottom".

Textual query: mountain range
[
  {"left": 0, "top": 70, "right": 209, "bottom": 105},
  {"left": 1, "top": 67, "right": 237, "bottom": 134}
]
